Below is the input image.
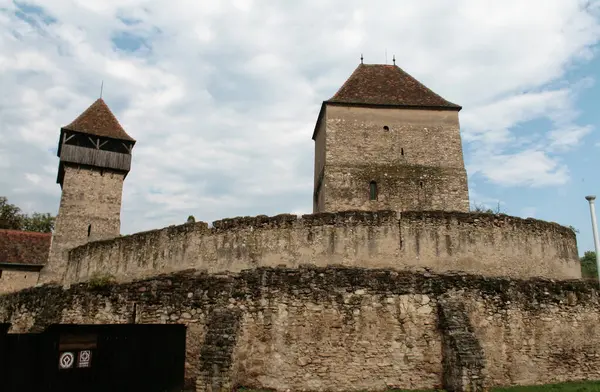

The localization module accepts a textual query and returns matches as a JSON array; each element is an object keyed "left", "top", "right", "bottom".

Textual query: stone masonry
[
  {"left": 39, "top": 165, "right": 125, "bottom": 284},
  {"left": 0, "top": 270, "right": 40, "bottom": 293},
  {"left": 315, "top": 106, "right": 469, "bottom": 214},
  {"left": 64, "top": 210, "right": 580, "bottom": 285},
  {"left": 313, "top": 64, "right": 469, "bottom": 214},
  {"left": 2, "top": 266, "right": 600, "bottom": 391}
]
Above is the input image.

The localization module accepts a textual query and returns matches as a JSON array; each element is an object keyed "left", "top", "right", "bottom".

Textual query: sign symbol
[
  {"left": 78, "top": 350, "right": 92, "bottom": 368},
  {"left": 59, "top": 352, "right": 74, "bottom": 369}
]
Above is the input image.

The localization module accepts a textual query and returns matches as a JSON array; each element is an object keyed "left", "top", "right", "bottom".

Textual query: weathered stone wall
[
  {"left": 314, "top": 105, "right": 470, "bottom": 213},
  {"left": 65, "top": 210, "right": 580, "bottom": 284},
  {"left": 0, "top": 270, "right": 40, "bottom": 294},
  {"left": 40, "top": 165, "right": 125, "bottom": 284},
  {"left": 313, "top": 110, "right": 326, "bottom": 212},
  {"left": 468, "top": 286, "right": 600, "bottom": 386},
  {"left": 1, "top": 267, "right": 600, "bottom": 391}
]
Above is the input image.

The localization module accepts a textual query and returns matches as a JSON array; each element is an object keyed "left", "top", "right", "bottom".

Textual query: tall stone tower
[
  {"left": 312, "top": 63, "right": 469, "bottom": 213},
  {"left": 39, "top": 98, "right": 135, "bottom": 284}
]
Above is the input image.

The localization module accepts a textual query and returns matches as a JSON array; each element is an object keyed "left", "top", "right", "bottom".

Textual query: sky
[{"left": 1, "top": 0, "right": 599, "bottom": 256}]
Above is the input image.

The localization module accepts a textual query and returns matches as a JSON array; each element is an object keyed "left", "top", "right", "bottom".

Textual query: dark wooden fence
[{"left": 0, "top": 323, "right": 186, "bottom": 392}]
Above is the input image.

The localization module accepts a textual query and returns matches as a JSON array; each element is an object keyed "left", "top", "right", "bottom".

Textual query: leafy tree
[
  {"left": 581, "top": 251, "right": 598, "bottom": 279},
  {"left": 21, "top": 212, "right": 55, "bottom": 233},
  {"left": 187, "top": 215, "right": 196, "bottom": 224},
  {"left": 0, "top": 196, "right": 23, "bottom": 230},
  {"left": 0, "top": 196, "right": 55, "bottom": 233}
]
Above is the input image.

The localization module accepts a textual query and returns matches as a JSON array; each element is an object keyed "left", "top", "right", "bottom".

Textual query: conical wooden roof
[{"left": 62, "top": 98, "right": 135, "bottom": 141}]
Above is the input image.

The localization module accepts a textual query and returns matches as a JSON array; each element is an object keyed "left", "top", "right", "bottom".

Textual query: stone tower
[
  {"left": 38, "top": 98, "right": 135, "bottom": 284},
  {"left": 312, "top": 63, "right": 469, "bottom": 213}
]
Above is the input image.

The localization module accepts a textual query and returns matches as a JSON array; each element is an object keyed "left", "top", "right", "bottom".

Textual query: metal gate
[{"left": 0, "top": 323, "right": 186, "bottom": 392}]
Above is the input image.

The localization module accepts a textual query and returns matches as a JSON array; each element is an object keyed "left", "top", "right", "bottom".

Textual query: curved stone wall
[
  {"left": 4, "top": 267, "right": 600, "bottom": 391},
  {"left": 64, "top": 210, "right": 580, "bottom": 284}
]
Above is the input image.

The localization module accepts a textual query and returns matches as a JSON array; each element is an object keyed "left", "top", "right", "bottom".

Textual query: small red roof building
[{"left": 0, "top": 229, "right": 51, "bottom": 268}]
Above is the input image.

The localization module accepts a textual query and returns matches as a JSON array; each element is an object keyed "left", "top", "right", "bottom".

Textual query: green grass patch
[
  {"left": 237, "top": 380, "right": 600, "bottom": 392},
  {"left": 493, "top": 380, "right": 600, "bottom": 391}
]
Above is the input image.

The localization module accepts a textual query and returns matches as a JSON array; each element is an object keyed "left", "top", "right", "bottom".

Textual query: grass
[
  {"left": 493, "top": 380, "right": 600, "bottom": 391},
  {"left": 237, "top": 380, "right": 600, "bottom": 392}
]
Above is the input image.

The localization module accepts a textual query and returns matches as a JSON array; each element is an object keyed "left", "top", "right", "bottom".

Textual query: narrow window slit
[{"left": 369, "top": 181, "right": 378, "bottom": 201}]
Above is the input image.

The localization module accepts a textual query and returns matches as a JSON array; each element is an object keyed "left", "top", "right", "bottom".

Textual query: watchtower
[
  {"left": 312, "top": 63, "right": 470, "bottom": 213},
  {"left": 39, "top": 98, "right": 135, "bottom": 284}
]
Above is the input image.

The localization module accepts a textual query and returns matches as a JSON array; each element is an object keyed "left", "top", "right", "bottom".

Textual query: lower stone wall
[
  {"left": 1, "top": 267, "right": 599, "bottom": 391},
  {"left": 230, "top": 291, "right": 442, "bottom": 391},
  {"left": 468, "top": 287, "right": 600, "bottom": 386}
]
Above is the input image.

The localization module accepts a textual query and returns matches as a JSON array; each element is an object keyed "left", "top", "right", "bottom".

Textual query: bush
[{"left": 88, "top": 272, "right": 116, "bottom": 288}]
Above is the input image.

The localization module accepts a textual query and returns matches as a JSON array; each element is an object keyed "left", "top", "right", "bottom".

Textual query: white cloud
[
  {"left": 0, "top": 0, "right": 599, "bottom": 233},
  {"left": 473, "top": 150, "right": 570, "bottom": 187},
  {"left": 548, "top": 125, "right": 594, "bottom": 151}
]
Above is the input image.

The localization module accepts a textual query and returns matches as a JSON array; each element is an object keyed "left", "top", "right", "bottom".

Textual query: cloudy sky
[{"left": 1, "top": 0, "right": 599, "bottom": 255}]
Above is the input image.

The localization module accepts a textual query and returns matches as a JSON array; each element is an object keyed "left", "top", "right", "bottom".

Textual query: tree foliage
[
  {"left": 0, "top": 196, "right": 55, "bottom": 233},
  {"left": 0, "top": 196, "right": 23, "bottom": 230},
  {"left": 21, "top": 212, "right": 55, "bottom": 233},
  {"left": 581, "top": 251, "right": 598, "bottom": 279}
]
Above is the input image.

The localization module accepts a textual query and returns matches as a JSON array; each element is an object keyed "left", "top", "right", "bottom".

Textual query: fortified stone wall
[
  {"left": 0, "top": 270, "right": 40, "bottom": 294},
  {"left": 315, "top": 105, "right": 470, "bottom": 213},
  {"left": 40, "top": 165, "right": 125, "bottom": 284},
  {"left": 1, "top": 267, "right": 599, "bottom": 391},
  {"left": 65, "top": 210, "right": 580, "bottom": 284}
]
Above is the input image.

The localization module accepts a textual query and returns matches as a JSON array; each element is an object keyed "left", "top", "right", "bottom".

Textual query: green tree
[
  {"left": 0, "top": 196, "right": 23, "bottom": 230},
  {"left": 187, "top": 215, "right": 195, "bottom": 224},
  {"left": 0, "top": 196, "right": 55, "bottom": 233},
  {"left": 21, "top": 212, "right": 55, "bottom": 233},
  {"left": 581, "top": 251, "right": 598, "bottom": 279}
]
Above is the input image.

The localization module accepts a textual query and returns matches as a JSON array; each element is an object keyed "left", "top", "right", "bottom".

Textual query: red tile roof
[
  {"left": 0, "top": 229, "right": 51, "bottom": 266},
  {"left": 62, "top": 98, "right": 136, "bottom": 142},
  {"left": 327, "top": 64, "right": 461, "bottom": 109}
]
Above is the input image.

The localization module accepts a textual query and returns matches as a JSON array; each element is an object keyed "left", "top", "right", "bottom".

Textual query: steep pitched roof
[
  {"left": 0, "top": 229, "right": 51, "bottom": 267},
  {"left": 327, "top": 63, "right": 461, "bottom": 109},
  {"left": 62, "top": 98, "right": 135, "bottom": 142}
]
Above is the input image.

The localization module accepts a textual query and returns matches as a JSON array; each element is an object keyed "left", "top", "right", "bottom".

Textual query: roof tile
[
  {"left": 0, "top": 229, "right": 51, "bottom": 266},
  {"left": 327, "top": 64, "right": 461, "bottom": 109},
  {"left": 62, "top": 98, "right": 135, "bottom": 141}
]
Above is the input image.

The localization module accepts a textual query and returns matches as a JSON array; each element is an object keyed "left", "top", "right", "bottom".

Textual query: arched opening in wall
[
  {"left": 87, "top": 224, "right": 91, "bottom": 237},
  {"left": 369, "top": 181, "right": 378, "bottom": 200},
  {"left": 383, "top": 126, "right": 389, "bottom": 131}
]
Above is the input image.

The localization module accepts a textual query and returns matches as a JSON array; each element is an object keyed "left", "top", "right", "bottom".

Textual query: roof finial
[
  {"left": 393, "top": 55, "right": 396, "bottom": 66},
  {"left": 360, "top": 53, "right": 363, "bottom": 64},
  {"left": 100, "top": 80, "right": 104, "bottom": 99}
]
